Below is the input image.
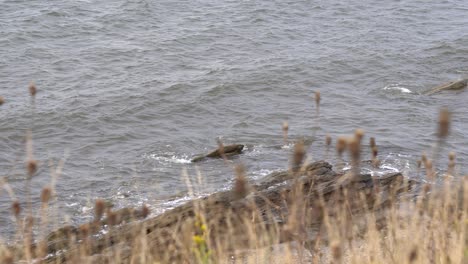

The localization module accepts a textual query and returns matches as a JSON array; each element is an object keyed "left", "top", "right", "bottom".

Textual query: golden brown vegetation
[{"left": 0, "top": 87, "right": 466, "bottom": 264}]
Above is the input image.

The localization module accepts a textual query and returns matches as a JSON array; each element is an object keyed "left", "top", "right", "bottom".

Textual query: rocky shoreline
[{"left": 6, "top": 160, "right": 418, "bottom": 263}]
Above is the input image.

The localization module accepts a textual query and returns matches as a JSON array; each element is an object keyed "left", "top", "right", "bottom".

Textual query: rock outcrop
[
  {"left": 425, "top": 78, "right": 467, "bottom": 95},
  {"left": 16, "top": 161, "right": 416, "bottom": 263},
  {"left": 191, "top": 144, "right": 244, "bottom": 162}
]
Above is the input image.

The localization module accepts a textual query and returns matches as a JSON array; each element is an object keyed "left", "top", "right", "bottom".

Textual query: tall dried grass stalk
[
  {"left": 291, "top": 140, "right": 305, "bottom": 174},
  {"left": 433, "top": 108, "right": 452, "bottom": 166},
  {"left": 370, "top": 137, "right": 380, "bottom": 168},
  {"left": 233, "top": 164, "right": 249, "bottom": 200},
  {"left": 283, "top": 121, "right": 289, "bottom": 146},
  {"left": 336, "top": 137, "right": 346, "bottom": 157},
  {"left": 217, "top": 138, "right": 226, "bottom": 161},
  {"left": 314, "top": 91, "right": 321, "bottom": 114},
  {"left": 438, "top": 108, "right": 450, "bottom": 139},
  {"left": 348, "top": 135, "right": 361, "bottom": 178},
  {"left": 447, "top": 152, "right": 456, "bottom": 177},
  {"left": 325, "top": 134, "right": 332, "bottom": 160}
]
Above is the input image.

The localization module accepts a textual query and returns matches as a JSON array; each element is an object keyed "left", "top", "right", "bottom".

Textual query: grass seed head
[
  {"left": 41, "top": 187, "right": 52, "bottom": 204},
  {"left": 27, "top": 159, "right": 38, "bottom": 177},
  {"left": 331, "top": 240, "right": 342, "bottom": 261},
  {"left": 325, "top": 134, "right": 332, "bottom": 146},
  {"left": 336, "top": 137, "right": 347, "bottom": 156},
  {"left": 408, "top": 247, "right": 418, "bottom": 262},
  {"left": 448, "top": 152, "right": 456, "bottom": 174},
  {"left": 425, "top": 160, "right": 434, "bottom": 180},
  {"left": 29, "top": 82, "right": 37, "bottom": 96},
  {"left": 107, "top": 210, "right": 117, "bottom": 226},
  {"left": 292, "top": 140, "right": 305, "bottom": 172},
  {"left": 12, "top": 200, "right": 21, "bottom": 218},
  {"left": 79, "top": 223, "right": 90, "bottom": 237},
  {"left": 448, "top": 151, "right": 455, "bottom": 161},
  {"left": 438, "top": 108, "right": 450, "bottom": 138},
  {"left": 425, "top": 159, "right": 432, "bottom": 170},
  {"left": 314, "top": 91, "right": 321, "bottom": 106},
  {"left": 1, "top": 251, "right": 13, "bottom": 264},
  {"left": 282, "top": 121, "right": 289, "bottom": 145},
  {"left": 423, "top": 183, "right": 431, "bottom": 193},
  {"left": 354, "top": 128, "right": 364, "bottom": 143},
  {"left": 95, "top": 199, "right": 106, "bottom": 221},
  {"left": 141, "top": 204, "right": 150, "bottom": 218}
]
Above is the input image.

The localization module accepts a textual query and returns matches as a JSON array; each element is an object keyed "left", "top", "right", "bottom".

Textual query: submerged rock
[
  {"left": 424, "top": 78, "right": 467, "bottom": 95},
  {"left": 191, "top": 144, "right": 244, "bottom": 162}
]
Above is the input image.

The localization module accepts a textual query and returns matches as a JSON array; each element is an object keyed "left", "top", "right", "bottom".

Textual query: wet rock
[
  {"left": 425, "top": 78, "right": 467, "bottom": 95},
  {"left": 37, "top": 205, "right": 151, "bottom": 256},
  {"left": 191, "top": 144, "right": 244, "bottom": 162},
  {"left": 33, "top": 161, "right": 416, "bottom": 263}
]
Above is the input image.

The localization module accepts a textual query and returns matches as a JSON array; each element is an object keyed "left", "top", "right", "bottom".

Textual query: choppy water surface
[{"left": 1, "top": 0, "right": 468, "bottom": 238}]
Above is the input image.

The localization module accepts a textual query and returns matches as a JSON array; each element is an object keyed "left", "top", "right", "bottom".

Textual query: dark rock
[
  {"left": 425, "top": 79, "right": 467, "bottom": 95},
  {"left": 30, "top": 161, "right": 417, "bottom": 263},
  {"left": 191, "top": 144, "right": 244, "bottom": 162},
  {"left": 38, "top": 205, "right": 151, "bottom": 257}
]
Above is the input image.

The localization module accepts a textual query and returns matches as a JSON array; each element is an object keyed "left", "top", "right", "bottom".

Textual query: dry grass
[{"left": 0, "top": 89, "right": 466, "bottom": 263}]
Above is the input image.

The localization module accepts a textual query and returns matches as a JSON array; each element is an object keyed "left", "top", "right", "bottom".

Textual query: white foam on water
[
  {"left": 383, "top": 84, "right": 412, "bottom": 94},
  {"left": 252, "top": 169, "right": 275, "bottom": 177},
  {"left": 81, "top": 206, "right": 92, "bottom": 214},
  {"left": 158, "top": 194, "right": 205, "bottom": 212},
  {"left": 146, "top": 153, "right": 192, "bottom": 164},
  {"left": 281, "top": 143, "right": 294, "bottom": 149},
  {"left": 251, "top": 168, "right": 279, "bottom": 180},
  {"left": 341, "top": 153, "right": 411, "bottom": 177},
  {"left": 371, "top": 153, "right": 411, "bottom": 177}
]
